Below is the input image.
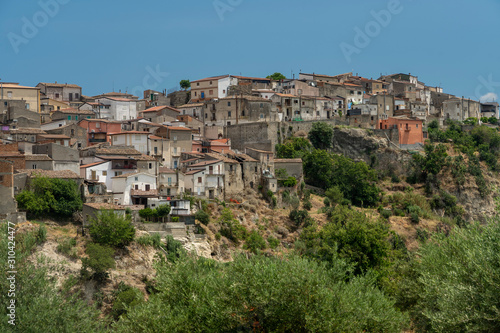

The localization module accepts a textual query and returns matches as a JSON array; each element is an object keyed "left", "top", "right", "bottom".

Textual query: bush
[
  {"left": 115, "top": 254, "right": 408, "bottom": 332},
  {"left": 308, "top": 122, "right": 334, "bottom": 149},
  {"left": 267, "top": 236, "right": 280, "bottom": 249},
  {"left": 138, "top": 207, "right": 154, "bottom": 219},
  {"left": 171, "top": 216, "right": 180, "bottom": 222},
  {"left": 244, "top": 230, "right": 267, "bottom": 254},
  {"left": 15, "top": 176, "right": 82, "bottom": 219},
  {"left": 380, "top": 209, "right": 392, "bottom": 219},
  {"left": 303, "top": 200, "right": 312, "bottom": 211},
  {"left": 81, "top": 243, "right": 115, "bottom": 281},
  {"left": 89, "top": 210, "right": 135, "bottom": 248},
  {"left": 112, "top": 287, "right": 143, "bottom": 319},
  {"left": 323, "top": 197, "right": 331, "bottom": 207},
  {"left": 36, "top": 224, "right": 47, "bottom": 244},
  {"left": 410, "top": 212, "right": 420, "bottom": 224},
  {"left": 289, "top": 209, "right": 310, "bottom": 227},
  {"left": 281, "top": 176, "right": 297, "bottom": 187},
  {"left": 136, "top": 233, "right": 162, "bottom": 248},
  {"left": 410, "top": 223, "right": 500, "bottom": 332},
  {"left": 57, "top": 237, "right": 77, "bottom": 258},
  {"left": 218, "top": 208, "right": 247, "bottom": 245},
  {"left": 195, "top": 210, "right": 210, "bottom": 225},
  {"left": 164, "top": 235, "right": 185, "bottom": 263},
  {"left": 155, "top": 204, "right": 171, "bottom": 217}
]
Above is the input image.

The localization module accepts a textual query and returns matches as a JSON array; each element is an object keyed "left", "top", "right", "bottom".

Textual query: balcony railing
[{"left": 112, "top": 163, "right": 137, "bottom": 170}]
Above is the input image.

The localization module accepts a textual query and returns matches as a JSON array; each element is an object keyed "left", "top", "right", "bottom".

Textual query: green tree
[
  {"left": 266, "top": 72, "right": 286, "bottom": 81},
  {"left": 275, "top": 137, "right": 312, "bottom": 158},
  {"left": 195, "top": 209, "right": 210, "bottom": 225},
  {"left": 301, "top": 205, "right": 391, "bottom": 277},
  {"left": 303, "top": 150, "right": 380, "bottom": 206},
  {"left": 16, "top": 176, "right": 82, "bottom": 218},
  {"left": 179, "top": 79, "right": 190, "bottom": 90},
  {"left": 244, "top": 230, "right": 267, "bottom": 254},
  {"left": 114, "top": 254, "right": 408, "bottom": 332},
  {"left": 409, "top": 222, "right": 500, "bottom": 332},
  {"left": 81, "top": 243, "right": 116, "bottom": 281},
  {"left": 308, "top": 122, "right": 334, "bottom": 150},
  {"left": 89, "top": 210, "right": 135, "bottom": 248},
  {"left": 0, "top": 224, "right": 107, "bottom": 332}
]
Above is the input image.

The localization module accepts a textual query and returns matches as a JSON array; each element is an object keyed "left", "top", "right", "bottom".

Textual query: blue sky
[{"left": 1, "top": 0, "right": 499, "bottom": 101}]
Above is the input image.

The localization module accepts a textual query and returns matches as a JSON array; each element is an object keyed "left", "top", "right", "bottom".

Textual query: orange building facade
[{"left": 378, "top": 116, "right": 424, "bottom": 145}]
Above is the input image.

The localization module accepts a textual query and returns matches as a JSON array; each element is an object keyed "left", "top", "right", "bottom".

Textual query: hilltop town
[{"left": 1, "top": 71, "right": 498, "bottom": 225}]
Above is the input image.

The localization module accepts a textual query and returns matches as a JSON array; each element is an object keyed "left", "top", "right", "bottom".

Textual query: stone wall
[
  {"left": 168, "top": 91, "right": 190, "bottom": 107},
  {"left": 0, "top": 159, "right": 17, "bottom": 217}
]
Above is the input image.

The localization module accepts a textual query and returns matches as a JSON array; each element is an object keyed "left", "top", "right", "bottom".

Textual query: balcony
[{"left": 112, "top": 162, "right": 137, "bottom": 170}]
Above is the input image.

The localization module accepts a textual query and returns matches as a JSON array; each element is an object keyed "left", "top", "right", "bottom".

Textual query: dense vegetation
[
  {"left": 5, "top": 121, "right": 500, "bottom": 331},
  {"left": 15, "top": 176, "right": 82, "bottom": 219}
]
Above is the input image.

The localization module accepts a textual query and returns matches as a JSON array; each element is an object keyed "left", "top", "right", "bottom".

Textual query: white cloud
[{"left": 480, "top": 92, "right": 498, "bottom": 103}]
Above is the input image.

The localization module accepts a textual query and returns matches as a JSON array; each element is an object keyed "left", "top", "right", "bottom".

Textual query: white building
[
  {"left": 111, "top": 172, "right": 157, "bottom": 206},
  {"left": 109, "top": 131, "right": 151, "bottom": 155},
  {"left": 96, "top": 97, "right": 138, "bottom": 120}
]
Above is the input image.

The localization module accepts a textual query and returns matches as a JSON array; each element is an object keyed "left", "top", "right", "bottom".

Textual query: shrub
[
  {"left": 164, "top": 235, "right": 185, "bottom": 263},
  {"left": 81, "top": 243, "right": 115, "bottom": 281},
  {"left": 406, "top": 222, "right": 500, "bottom": 331},
  {"left": 171, "top": 216, "right": 180, "bottom": 222},
  {"left": 281, "top": 176, "right": 297, "bottom": 187},
  {"left": 57, "top": 237, "right": 77, "bottom": 258},
  {"left": 136, "top": 233, "right": 162, "bottom": 248},
  {"left": 138, "top": 207, "right": 154, "bottom": 219},
  {"left": 244, "top": 230, "right": 267, "bottom": 254},
  {"left": 410, "top": 212, "right": 420, "bottom": 224},
  {"left": 289, "top": 209, "right": 310, "bottom": 226},
  {"left": 112, "top": 287, "right": 143, "bottom": 319},
  {"left": 303, "top": 200, "right": 312, "bottom": 211},
  {"left": 89, "top": 210, "right": 135, "bottom": 248},
  {"left": 155, "top": 204, "right": 171, "bottom": 217},
  {"left": 323, "top": 197, "right": 331, "bottom": 207},
  {"left": 115, "top": 254, "right": 408, "bottom": 332},
  {"left": 267, "top": 236, "right": 280, "bottom": 249},
  {"left": 380, "top": 209, "right": 392, "bottom": 219},
  {"left": 36, "top": 224, "right": 47, "bottom": 244},
  {"left": 195, "top": 210, "right": 210, "bottom": 225},
  {"left": 15, "top": 176, "right": 82, "bottom": 219}
]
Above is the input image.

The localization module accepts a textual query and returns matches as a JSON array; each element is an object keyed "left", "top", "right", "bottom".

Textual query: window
[
  {"left": 55, "top": 93, "right": 60, "bottom": 98},
  {"left": 260, "top": 103, "right": 263, "bottom": 108},
  {"left": 67, "top": 116, "right": 71, "bottom": 120},
  {"left": 197, "top": 82, "right": 200, "bottom": 86},
  {"left": 227, "top": 121, "right": 231, "bottom": 125},
  {"left": 75, "top": 93, "right": 79, "bottom": 99},
  {"left": 7, "top": 91, "right": 12, "bottom": 98},
  {"left": 194, "top": 92, "right": 197, "bottom": 96},
  {"left": 102, "top": 171, "right": 107, "bottom": 176},
  {"left": 145, "top": 184, "right": 150, "bottom": 191},
  {"left": 209, "top": 81, "right": 212, "bottom": 85},
  {"left": 205, "top": 113, "right": 207, "bottom": 118},
  {"left": 134, "top": 185, "right": 139, "bottom": 190},
  {"left": 223, "top": 89, "right": 226, "bottom": 94},
  {"left": 198, "top": 177, "right": 202, "bottom": 183},
  {"left": 416, "top": 124, "right": 419, "bottom": 128},
  {"left": 0, "top": 175, "right": 3, "bottom": 182},
  {"left": 75, "top": 116, "right": 78, "bottom": 121},
  {"left": 167, "top": 177, "right": 172, "bottom": 185},
  {"left": 113, "top": 136, "right": 117, "bottom": 142},
  {"left": 32, "top": 164, "right": 37, "bottom": 169},
  {"left": 115, "top": 171, "right": 122, "bottom": 176},
  {"left": 209, "top": 90, "right": 213, "bottom": 95},
  {"left": 302, "top": 101, "right": 305, "bottom": 106},
  {"left": 26, "top": 103, "right": 30, "bottom": 109},
  {"left": 71, "top": 129, "right": 75, "bottom": 136},
  {"left": 228, "top": 111, "right": 232, "bottom": 117},
  {"left": 228, "top": 102, "right": 231, "bottom": 107},
  {"left": 87, "top": 116, "right": 91, "bottom": 119},
  {"left": 95, "top": 122, "right": 100, "bottom": 128},
  {"left": 149, "top": 163, "right": 152, "bottom": 169}
]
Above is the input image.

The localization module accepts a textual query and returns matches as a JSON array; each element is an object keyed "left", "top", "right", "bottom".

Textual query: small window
[
  {"left": 135, "top": 177, "right": 138, "bottom": 181},
  {"left": 55, "top": 93, "right": 60, "bottom": 98},
  {"left": 149, "top": 163, "right": 152, "bottom": 169},
  {"left": 7, "top": 91, "right": 12, "bottom": 98},
  {"left": 102, "top": 171, "right": 107, "bottom": 176},
  {"left": 32, "top": 164, "right": 37, "bottom": 169},
  {"left": 0, "top": 175, "right": 3, "bottom": 182},
  {"left": 228, "top": 102, "right": 231, "bottom": 107},
  {"left": 198, "top": 177, "right": 202, "bottom": 183},
  {"left": 416, "top": 124, "right": 419, "bottom": 128},
  {"left": 67, "top": 116, "right": 71, "bottom": 120},
  {"left": 228, "top": 111, "right": 232, "bottom": 117},
  {"left": 209, "top": 90, "right": 213, "bottom": 95}
]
